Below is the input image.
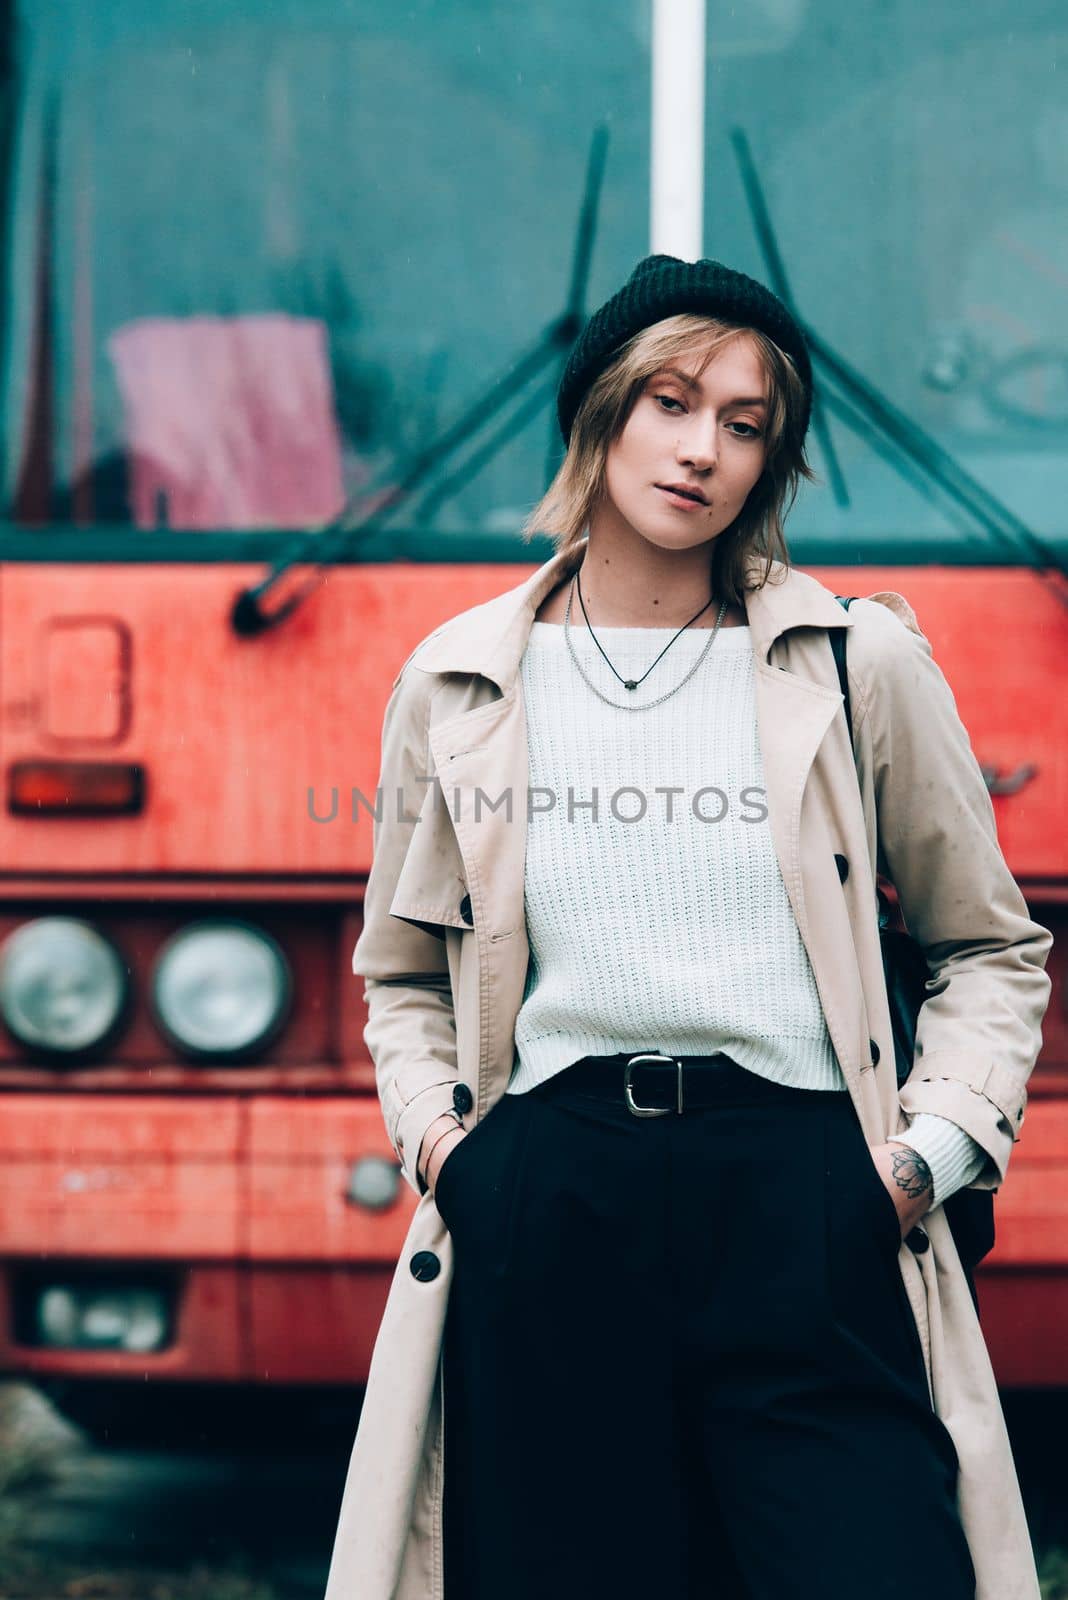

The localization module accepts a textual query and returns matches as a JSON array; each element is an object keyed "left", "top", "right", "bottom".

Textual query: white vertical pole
[{"left": 650, "top": 0, "right": 707, "bottom": 261}]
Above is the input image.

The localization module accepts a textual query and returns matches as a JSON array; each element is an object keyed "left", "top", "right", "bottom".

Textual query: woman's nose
[{"left": 677, "top": 420, "right": 717, "bottom": 470}]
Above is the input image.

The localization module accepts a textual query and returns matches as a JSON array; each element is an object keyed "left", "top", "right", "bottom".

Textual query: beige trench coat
[{"left": 324, "top": 540, "right": 1052, "bottom": 1600}]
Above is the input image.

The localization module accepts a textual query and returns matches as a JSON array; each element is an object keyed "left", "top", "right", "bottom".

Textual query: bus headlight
[
  {"left": 36, "top": 1285, "right": 170, "bottom": 1352},
  {"left": 0, "top": 918, "right": 129, "bottom": 1055},
  {"left": 151, "top": 920, "right": 292, "bottom": 1059}
]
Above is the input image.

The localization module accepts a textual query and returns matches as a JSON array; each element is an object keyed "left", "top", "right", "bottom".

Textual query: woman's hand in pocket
[
  {"left": 419, "top": 1114, "right": 468, "bottom": 1196},
  {"left": 872, "top": 1140, "right": 934, "bottom": 1238}
]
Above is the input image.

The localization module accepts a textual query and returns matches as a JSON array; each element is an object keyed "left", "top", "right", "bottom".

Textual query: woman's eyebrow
[{"left": 652, "top": 368, "right": 768, "bottom": 407}]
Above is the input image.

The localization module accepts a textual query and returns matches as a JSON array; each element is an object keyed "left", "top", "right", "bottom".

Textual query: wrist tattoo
[{"left": 889, "top": 1145, "right": 933, "bottom": 1201}]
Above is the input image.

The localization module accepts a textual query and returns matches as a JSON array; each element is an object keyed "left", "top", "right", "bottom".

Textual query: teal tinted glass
[
  {"left": 0, "top": 1, "right": 1063, "bottom": 558},
  {"left": 703, "top": 2, "right": 1067, "bottom": 553},
  {"left": 0, "top": 1, "right": 650, "bottom": 534}
]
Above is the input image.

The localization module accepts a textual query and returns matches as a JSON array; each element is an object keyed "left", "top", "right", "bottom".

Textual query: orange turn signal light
[{"left": 7, "top": 761, "right": 146, "bottom": 816}]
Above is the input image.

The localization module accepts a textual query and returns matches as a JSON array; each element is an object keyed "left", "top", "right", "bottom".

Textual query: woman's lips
[{"left": 656, "top": 485, "right": 708, "bottom": 512}]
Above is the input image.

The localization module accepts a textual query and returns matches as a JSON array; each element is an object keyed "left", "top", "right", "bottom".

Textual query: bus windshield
[{"left": 1, "top": 1, "right": 1064, "bottom": 558}]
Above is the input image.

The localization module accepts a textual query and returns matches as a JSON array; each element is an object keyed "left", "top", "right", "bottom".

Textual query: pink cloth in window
[{"left": 108, "top": 314, "right": 345, "bottom": 529}]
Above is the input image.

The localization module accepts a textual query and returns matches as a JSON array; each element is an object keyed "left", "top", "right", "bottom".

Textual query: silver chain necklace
[{"left": 562, "top": 569, "right": 729, "bottom": 711}]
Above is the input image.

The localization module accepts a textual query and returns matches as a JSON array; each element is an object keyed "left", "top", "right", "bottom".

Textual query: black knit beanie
[{"left": 556, "top": 254, "right": 813, "bottom": 446}]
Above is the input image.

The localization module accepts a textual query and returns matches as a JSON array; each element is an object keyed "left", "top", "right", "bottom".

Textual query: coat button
[
  {"left": 453, "top": 1083, "right": 474, "bottom": 1115},
  {"left": 410, "top": 1251, "right": 440, "bottom": 1282},
  {"left": 906, "top": 1227, "right": 930, "bottom": 1255},
  {"left": 459, "top": 893, "right": 473, "bottom": 926},
  {"left": 869, "top": 1039, "right": 880, "bottom": 1067},
  {"left": 835, "top": 853, "right": 849, "bottom": 883}
]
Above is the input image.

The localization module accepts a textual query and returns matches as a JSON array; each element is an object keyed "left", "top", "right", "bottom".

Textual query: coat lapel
[{"left": 409, "top": 543, "right": 584, "bottom": 951}]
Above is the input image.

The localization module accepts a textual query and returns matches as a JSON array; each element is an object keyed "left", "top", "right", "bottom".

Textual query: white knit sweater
[{"left": 506, "top": 620, "right": 987, "bottom": 1208}]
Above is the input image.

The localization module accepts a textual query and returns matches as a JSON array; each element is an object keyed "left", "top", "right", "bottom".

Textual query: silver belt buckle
[{"left": 623, "top": 1053, "right": 682, "bottom": 1118}]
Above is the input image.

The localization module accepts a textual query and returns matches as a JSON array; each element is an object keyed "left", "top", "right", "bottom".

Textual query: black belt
[{"left": 534, "top": 1052, "right": 848, "bottom": 1117}]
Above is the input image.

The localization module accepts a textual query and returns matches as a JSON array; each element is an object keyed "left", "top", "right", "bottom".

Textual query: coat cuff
[
  {"left": 395, "top": 1081, "right": 462, "bottom": 1197},
  {"left": 897, "top": 1059, "right": 1021, "bottom": 1189},
  {"left": 889, "top": 1113, "right": 990, "bottom": 1208},
  {"left": 907, "top": 1053, "right": 1026, "bottom": 1128}
]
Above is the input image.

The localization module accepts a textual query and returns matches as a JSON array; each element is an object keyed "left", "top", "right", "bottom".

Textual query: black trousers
[{"left": 438, "top": 1057, "right": 976, "bottom": 1600}]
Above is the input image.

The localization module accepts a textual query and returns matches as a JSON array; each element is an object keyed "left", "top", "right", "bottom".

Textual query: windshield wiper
[
  {"left": 729, "top": 129, "right": 850, "bottom": 512},
  {"left": 731, "top": 125, "right": 1067, "bottom": 584},
  {"left": 231, "top": 125, "right": 609, "bottom": 637}
]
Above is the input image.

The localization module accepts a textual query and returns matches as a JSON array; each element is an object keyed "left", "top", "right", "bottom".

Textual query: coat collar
[{"left": 412, "top": 538, "right": 856, "bottom": 692}]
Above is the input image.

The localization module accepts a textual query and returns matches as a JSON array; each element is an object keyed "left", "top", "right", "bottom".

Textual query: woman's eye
[{"left": 654, "top": 397, "right": 762, "bottom": 437}]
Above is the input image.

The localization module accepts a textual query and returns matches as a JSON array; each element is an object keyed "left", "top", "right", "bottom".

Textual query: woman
[{"left": 323, "top": 257, "right": 1052, "bottom": 1600}]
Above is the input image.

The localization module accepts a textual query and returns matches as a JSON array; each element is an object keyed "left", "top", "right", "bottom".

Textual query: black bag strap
[
  {"left": 830, "top": 595, "right": 885, "bottom": 929},
  {"left": 830, "top": 594, "right": 855, "bottom": 743}
]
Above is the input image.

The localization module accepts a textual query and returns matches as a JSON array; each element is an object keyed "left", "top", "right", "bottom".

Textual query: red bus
[{"left": 0, "top": 2, "right": 1064, "bottom": 1416}]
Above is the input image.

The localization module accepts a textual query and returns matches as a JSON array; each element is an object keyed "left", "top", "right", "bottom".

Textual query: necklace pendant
[{"left": 624, "top": 679, "right": 637, "bottom": 691}]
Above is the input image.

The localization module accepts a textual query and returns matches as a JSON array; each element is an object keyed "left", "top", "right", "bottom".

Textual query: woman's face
[{"left": 598, "top": 334, "right": 770, "bottom": 553}]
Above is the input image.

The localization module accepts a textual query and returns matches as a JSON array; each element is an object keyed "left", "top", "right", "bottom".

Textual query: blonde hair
[{"left": 520, "top": 314, "right": 817, "bottom": 604}]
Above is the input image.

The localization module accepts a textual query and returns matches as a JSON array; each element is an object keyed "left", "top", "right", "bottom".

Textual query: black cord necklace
[{"left": 569, "top": 567, "right": 726, "bottom": 694}]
